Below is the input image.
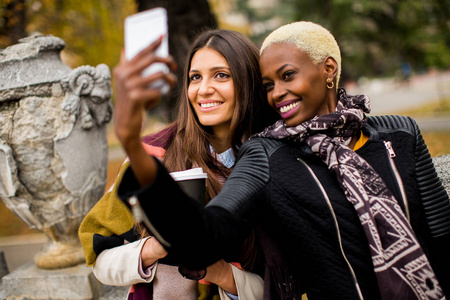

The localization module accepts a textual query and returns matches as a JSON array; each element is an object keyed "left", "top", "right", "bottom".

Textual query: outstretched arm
[
  {"left": 117, "top": 138, "right": 271, "bottom": 270},
  {"left": 114, "top": 37, "right": 177, "bottom": 188}
]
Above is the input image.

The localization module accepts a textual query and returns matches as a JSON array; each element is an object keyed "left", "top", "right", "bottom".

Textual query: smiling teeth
[
  {"left": 279, "top": 101, "right": 300, "bottom": 113},
  {"left": 201, "top": 102, "right": 222, "bottom": 108}
]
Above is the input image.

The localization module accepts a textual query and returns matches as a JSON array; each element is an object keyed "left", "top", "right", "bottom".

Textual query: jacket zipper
[
  {"left": 297, "top": 157, "right": 364, "bottom": 300},
  {"left": 383, "top": 141, "right": 410, "bottom": 222}
]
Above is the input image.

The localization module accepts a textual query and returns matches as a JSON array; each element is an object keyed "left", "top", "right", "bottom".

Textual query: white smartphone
[{"left": 124, "top": 7, "right": 170, "bottom": 94}]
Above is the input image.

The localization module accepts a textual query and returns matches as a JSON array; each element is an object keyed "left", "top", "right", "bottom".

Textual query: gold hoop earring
[{"left": 326, "top": 78, "right": 334, "bottom": 89}]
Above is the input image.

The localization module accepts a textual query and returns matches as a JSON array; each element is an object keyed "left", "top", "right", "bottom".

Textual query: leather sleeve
[
  {"left": 409, "top": 117, "right": 450, "bottom": 296},
  {"left": 208, "top": 138, "right": 272, "bottom": 215},
  {"left": 116, "top": 139, "right": 271, "bottom": 269},
  {"left": 409, "top": 117, "right": 450, "bottom": 238}
]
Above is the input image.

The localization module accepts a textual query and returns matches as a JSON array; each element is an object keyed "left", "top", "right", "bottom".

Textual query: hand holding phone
[{"left": 124, "top": 8, "right": 170, "bottom": 94}]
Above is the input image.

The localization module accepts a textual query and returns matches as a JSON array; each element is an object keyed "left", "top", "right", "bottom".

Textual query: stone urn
[{"left": 0, "top": 35, "right": 112, "bottom": 269}]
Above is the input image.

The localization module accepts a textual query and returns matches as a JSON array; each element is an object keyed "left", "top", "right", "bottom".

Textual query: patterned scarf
[{"left": 255, "top": 88, "right": 445, "bottom": 299}]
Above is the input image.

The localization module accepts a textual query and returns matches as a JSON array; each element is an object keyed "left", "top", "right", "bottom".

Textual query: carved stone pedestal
[{"left": 0, "top": 35, "right": 112, "bottom": 270}]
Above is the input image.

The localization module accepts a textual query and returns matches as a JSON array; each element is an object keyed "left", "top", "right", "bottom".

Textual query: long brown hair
[{"left": 164, "top": 29, "right": 279, "bottom": 201}]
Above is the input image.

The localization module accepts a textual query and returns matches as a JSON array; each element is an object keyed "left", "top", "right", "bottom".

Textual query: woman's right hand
[
  {"left": 113, "top": 37, "right": 177, "bottom": 151},
  {"left": 141, "top": 237, "right": 168, "bottom": 268},
  {"left": 113, "top": 38, "right": 177, "bottom": 187}
]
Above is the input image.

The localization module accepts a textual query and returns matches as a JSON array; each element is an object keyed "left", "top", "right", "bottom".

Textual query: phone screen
[{"left": 124, "top": 8, "right": 169, "bottom": 93}]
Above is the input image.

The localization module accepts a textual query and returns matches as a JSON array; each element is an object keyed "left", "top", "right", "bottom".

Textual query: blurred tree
[
  {"left": 289, "top": 0, "right": 450, "bottom": 82},
  {"left": 228, "top": 0, "right": 450, "bottom": 83},
  {"left": 135, "top": 0, "right": 218, "bottom": 120},
  {"left": 0, "top": 0, "right": 26, "bottom": 47},
  {"left": 1, "top": 0, "right": 136, "bottom": 70},
  {"left": 24, "top": 0, "right": 136, "bottom": 69}
]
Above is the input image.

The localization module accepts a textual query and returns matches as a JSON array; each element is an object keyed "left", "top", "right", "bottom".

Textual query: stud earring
[{"left": 326, "top": 78, "right": 334, "bottom": 89}]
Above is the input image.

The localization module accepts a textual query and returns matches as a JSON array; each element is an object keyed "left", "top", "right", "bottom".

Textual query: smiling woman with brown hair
[{"left": 112, "top": 22, "right": 450, "bottom": 300}]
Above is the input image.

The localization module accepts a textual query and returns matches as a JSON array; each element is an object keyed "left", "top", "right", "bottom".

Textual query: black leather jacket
[{"left": 118, "top": 115, "right": 450, "bottom": 300}]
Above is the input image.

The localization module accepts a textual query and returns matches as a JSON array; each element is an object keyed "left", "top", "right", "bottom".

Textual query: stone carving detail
[
  {"left": 62, "top": 65, "right": 112, "bottom": 130},
  {"left": 0, "top": 35, "right": 111, "bottom": 269}
]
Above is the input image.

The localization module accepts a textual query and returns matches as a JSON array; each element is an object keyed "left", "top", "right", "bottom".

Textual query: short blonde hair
[{"left": 261, "top": 21, "right": 341, "bottom": 87}]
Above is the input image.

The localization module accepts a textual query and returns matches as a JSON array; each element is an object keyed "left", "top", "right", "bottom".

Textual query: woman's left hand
[
  {"left": 141, "top": 237, "right": 168, "bottom": 268},
  {"left": 204, "top": 259, "right": 237, "bottom": 295}
]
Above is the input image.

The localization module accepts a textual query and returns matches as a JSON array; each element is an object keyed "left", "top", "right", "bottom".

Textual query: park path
[{"left": 345, "top": 70, "right": 450, "bottom": 131}]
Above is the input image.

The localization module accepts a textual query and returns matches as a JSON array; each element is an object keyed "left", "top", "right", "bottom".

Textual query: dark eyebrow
[
  {"left": 262, "top": 64, "right": 294, "bottom": 81},
  {"left": 210, "top": 66, "right": 230, "bottom": 71},
  {"left": 276, "top": 64, "right": 294, "bottom": 74},
  {"left": 189, "top": 66, "right": 230, "bottom": 73}
]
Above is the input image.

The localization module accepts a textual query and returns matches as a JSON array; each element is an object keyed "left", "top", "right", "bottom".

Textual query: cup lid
[{"left": 169, "top": 167, "right": 207, "bottom": 181}]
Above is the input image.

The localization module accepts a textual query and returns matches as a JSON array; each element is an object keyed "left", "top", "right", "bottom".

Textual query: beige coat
[{"left": 93, "top": 237, "right": 264, "bottom": 299}]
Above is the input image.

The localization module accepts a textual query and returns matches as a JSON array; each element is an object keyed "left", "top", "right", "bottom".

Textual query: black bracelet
[{"left": 178, "top": 265, "right": 207, "bottom": 280}]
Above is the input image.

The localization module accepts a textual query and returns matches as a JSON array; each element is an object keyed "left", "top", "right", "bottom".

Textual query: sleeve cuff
[{"left": 138, "top": 238, "right": 157, "bottom": 279}]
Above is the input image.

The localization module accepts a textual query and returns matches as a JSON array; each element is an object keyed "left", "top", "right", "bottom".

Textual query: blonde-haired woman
[{"left": 113, "top": 21, "right": 450, "bottom": 299}]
